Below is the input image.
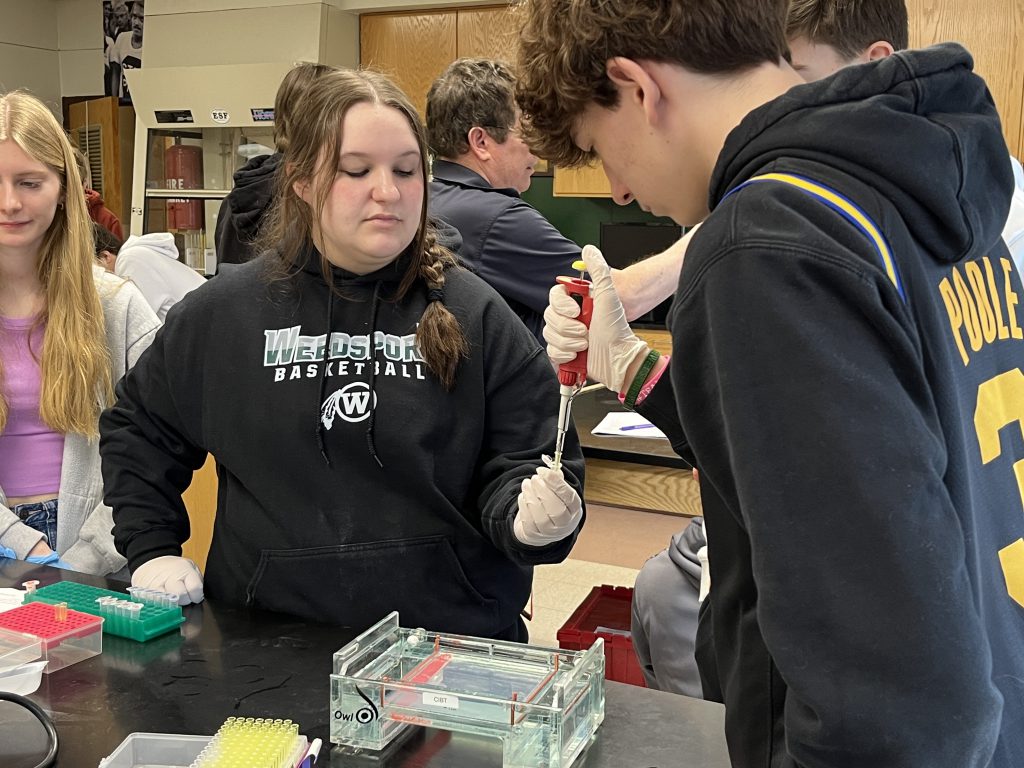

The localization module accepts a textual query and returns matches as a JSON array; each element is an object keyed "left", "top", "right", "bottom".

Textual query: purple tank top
[{"left": 0, "top": 316, "right": 63, "bottom": 497}]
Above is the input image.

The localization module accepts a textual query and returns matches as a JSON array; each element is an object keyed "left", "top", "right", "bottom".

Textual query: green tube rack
[{"left": 23, "top": 582, "right": 184, "bottom": 642}]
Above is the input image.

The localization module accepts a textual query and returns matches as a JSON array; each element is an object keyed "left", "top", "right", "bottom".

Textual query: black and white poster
[{"left": 103, "top": 0, "right": 144, "bottom": 104}]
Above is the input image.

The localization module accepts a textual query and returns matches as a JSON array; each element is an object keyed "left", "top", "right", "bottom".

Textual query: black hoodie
[
  {"left": 639, "top": 44, "right": 1023, "bottom": 767},
  {"left": 214, "top": 153, "right": 281, "bottom": 267},
  {"left": 100, "top": 245, "right": 585, "bottom": 640}
]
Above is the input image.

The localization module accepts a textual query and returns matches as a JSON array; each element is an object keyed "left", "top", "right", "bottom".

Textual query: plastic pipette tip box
[
  {"left": 193, "top": 717, "right": 308, "bottom": 768},
  {"left": 100, "top": 726, "right": 312, "bottom": 768},
  {"left": 24, "top": 581, "right": 184, "bottom": 642},
  {"left": 0, "top": 602, "right": 102, "bottom": 673},
  {"left": 99, "top": 733, "right": 212, "bottom": 768}
]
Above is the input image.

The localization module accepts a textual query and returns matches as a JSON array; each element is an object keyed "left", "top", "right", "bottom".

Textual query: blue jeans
[{"left": 12, "top": 498, "right": 58, "bottom": 551}]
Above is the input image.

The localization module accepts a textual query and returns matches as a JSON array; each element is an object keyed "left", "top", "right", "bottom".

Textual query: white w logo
[{"left": 321, "top": 382, "right": 376, "bottom": 428}]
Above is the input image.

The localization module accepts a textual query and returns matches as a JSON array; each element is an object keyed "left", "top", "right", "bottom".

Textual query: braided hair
[{"left": 413, "top": 225, "right": 468, "bottom": 389}]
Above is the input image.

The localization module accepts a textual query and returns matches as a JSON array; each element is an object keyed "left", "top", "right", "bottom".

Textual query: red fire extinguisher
[{"left": 165, "top": 138, "right": 203, "bottom": 231}]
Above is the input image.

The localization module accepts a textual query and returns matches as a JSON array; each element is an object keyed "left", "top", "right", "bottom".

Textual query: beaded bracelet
[{"left": 623, "top": 349, "right": 662, "bottom": 410}]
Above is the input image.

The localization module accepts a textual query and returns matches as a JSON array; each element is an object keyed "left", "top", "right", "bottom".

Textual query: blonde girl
[{"left": 0, "top": 90, "right": 159, "bottom": 574}]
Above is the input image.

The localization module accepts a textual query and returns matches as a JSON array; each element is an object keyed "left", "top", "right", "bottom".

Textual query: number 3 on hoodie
[{"left": 976, "top": 368, "right": 1024, "bottom": 607}]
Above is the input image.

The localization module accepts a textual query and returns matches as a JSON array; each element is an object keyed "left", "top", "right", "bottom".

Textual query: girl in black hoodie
[{"left": 100, "top": 69, "right": 586, "bottom": 642}]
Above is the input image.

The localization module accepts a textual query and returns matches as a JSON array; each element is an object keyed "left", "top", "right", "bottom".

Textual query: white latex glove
[
  {"left": 543, "top": 244, "right": 650, "bottom": 392},
  {"left": 513, "top": 466, "right": 584, "bottom": 547},
  {"left": 132, "top": 555, "right": 205, "bottom": 606}
]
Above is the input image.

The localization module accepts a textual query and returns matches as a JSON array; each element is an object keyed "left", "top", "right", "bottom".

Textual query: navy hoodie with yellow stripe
[
  {"left": 640, "top": 43, "right": 1024, "bottom": 767},
  {"left": 100, "top": 244, "right": 584, "bottom": 640}
]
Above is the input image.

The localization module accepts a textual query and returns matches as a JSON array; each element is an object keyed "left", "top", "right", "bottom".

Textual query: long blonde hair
[
  {"left": 259, "top": 69, "right": 468, "bottom": 389},
  {"left": 0, "top": 91, "right": 112, "bottom": 437}
]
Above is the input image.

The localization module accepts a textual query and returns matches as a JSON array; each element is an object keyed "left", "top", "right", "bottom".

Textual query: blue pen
[{"left": 619, "top": 423, "right": 656, "bottom": 431}]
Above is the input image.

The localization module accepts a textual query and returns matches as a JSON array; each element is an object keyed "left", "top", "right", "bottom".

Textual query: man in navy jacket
[{"left": 426, "top": 58, "right": 685, "bottom": 343}]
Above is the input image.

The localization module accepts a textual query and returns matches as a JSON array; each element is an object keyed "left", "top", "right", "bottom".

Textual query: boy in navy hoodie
[
  {"left": 519, "top": 0, "right": 1024, "bottom": 765},
  {"left": 631, "top": 0, "right": 1024, "bottom": 710}
]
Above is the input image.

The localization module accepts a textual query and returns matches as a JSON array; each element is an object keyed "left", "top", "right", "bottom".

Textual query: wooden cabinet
[
  {"left": 67, "top": 96, "right": 136, "bottom": 226},
  {"left": 360, "top": 11, "right": 457, "bottom": 118},
  {"left": 360, "top": 5, "right": 521, "bottom": 120},
  {"left": 456, "top": 5, "right": 520, "bottom": 62},
  {"left": 907, "top": 0, "right": 1024, "bottom": 159},
  {"left": 554, "top": 162, "right": 613, "bottom": 198},
  {"left": 633, "top": 328, "right": 672, "bottom": 352}
]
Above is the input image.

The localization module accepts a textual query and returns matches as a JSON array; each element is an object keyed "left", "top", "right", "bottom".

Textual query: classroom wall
[
  {"left": 57, "top": 0, "right": 106, "bottom": 97},
  {"left": 0, "top": 0, "right": 61, "bottom": 115},
  {"left": 2, "top": 0, "right": 362, "bottom": 112}
]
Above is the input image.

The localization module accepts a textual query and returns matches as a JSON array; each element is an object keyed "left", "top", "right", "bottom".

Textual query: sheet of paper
[{"left": 591, "top": 412, "right": 666, "bottom": 439}]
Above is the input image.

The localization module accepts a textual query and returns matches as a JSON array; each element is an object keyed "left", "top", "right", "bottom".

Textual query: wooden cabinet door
[
  {"left": 68, "top": 96, "right": 131, "bottom": 224},
  {"left": 553, "top": 162, "right": 613, "bottom": 198},
  {"left": 456, "top": 5, "right": 520, "bottom": 62},
  {"left": 907, "top": 0, "right": 1024, "bottom": 159},
  {"left": 360, "top": 11, "right": 457, "bottom": 119}
]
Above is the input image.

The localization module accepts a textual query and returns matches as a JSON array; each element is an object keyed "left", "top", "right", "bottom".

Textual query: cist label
[{"left": 422, "top": 692, "right": 459, "bottom": 710}]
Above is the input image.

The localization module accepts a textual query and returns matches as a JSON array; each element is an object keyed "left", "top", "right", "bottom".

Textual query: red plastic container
[
  {"left": 557, "top": 585, "right": 646, "bottom": 688},
  {"left": 0, "top": 601, "right": 103, "bottom": 672}
]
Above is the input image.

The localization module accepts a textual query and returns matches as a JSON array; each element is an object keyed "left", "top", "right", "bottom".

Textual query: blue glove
[
  {"left": 26, "top": 551, "right": 74, "bottom": 569},
  {"left": 0, "top": 546, "right": 72, "bottom": 569}
]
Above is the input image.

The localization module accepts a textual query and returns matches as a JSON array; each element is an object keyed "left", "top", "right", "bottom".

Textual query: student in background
[
  {"left": 520, "top": 0, "right": 1024, "bottom": 764},
  {"left": 73, "top": 147, "right": 123, "bottom": 239},
  {"left": 630, "top": 512, "right": 707, "bottom": 697},
  {"left": 785, "top": 0, "right": 1024, "bottom": 275},
  {"left": 214, "top": 62, "right": 337, "bottom": 268},
  {"left": 0, "top": 91, "right": 159, "bottom": 576},
  {"left": 94, "top": 225, "right": 206, "bottom": 322},
  {"left": 100, "top": 69, "right": 585, "bottom": 639}
]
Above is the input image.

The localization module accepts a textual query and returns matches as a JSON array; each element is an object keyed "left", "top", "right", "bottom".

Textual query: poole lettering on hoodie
[{"left": 938, "top": 254, "right": 1023, "bottom": 365}]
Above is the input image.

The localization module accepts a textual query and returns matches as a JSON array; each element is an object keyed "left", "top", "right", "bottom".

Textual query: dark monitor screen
[
  {"left": 599, "top": 222, "right": 683, "bottom": 326},
  {"left": 599, "top": 222, "right": 683, "bottom": 269}
]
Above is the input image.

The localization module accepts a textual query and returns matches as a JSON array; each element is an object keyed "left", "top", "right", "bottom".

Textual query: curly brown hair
[
  {"left": 786, "top": 0, "right": 908, "bottom": 60},
  {"left": 514, "top": 0, "right": 790, "bottom": 167},
  {"left": 258, "top": 69, "right": 468, "bottom": 389}
]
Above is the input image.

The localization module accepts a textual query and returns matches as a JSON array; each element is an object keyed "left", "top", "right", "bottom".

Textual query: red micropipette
[{"left": 550, "top": 260, "right": 593, "bottom": 471}]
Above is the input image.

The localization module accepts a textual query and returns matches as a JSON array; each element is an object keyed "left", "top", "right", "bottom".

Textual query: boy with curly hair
[{"left": 519, "top": 1, "right": 1024, "bottom": 765}]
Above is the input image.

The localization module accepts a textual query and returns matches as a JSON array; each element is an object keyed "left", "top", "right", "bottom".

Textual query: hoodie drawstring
[
  {"left": 315, "top": 291, "right": 336, "bottom": 466},
  {"left": 365, "top": 281, "right": 384, "bottom": 469}
]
